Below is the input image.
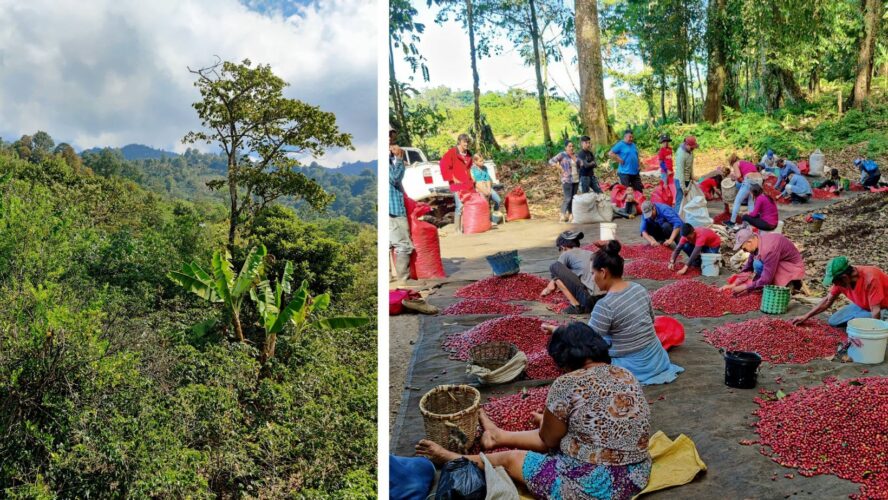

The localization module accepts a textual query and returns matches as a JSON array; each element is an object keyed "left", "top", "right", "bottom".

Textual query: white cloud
[{"left": 0, "top": 0, "right": 377, "bottom": 164}]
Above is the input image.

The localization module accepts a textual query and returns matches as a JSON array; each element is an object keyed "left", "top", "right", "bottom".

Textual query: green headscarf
[{"left": 822, "top": 256, "right": 851, "bottom": 286}]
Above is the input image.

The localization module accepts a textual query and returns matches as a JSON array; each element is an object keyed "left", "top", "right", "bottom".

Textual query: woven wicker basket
[
  {"left": 468, "top": 342, "right": 519, "bottom": 371},
  {"left": 761, "top": 285, "right": 790, "bottom": 314},
  {"left": 419, "top": 385, "right": 481, "bottom": 453}
]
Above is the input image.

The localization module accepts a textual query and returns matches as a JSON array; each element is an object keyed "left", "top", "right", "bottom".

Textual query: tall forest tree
[
  {"left": 852, "top": 0, "right": 883, "bottom": 107},
  {"left": 390, "top": 0, "right": 429, "bottom": 145},
  {"left": 703, "top": 0, "right": 729, "bottom": 122},
  {"left": 575, "top": 0, "right": 611, "bottom": 145},
  {"left": 486, "top": 0, "right": 570, "bottom": 153},
  {"left": 183, "top": 59, "right": 352, "bottom": 248},
  {"left": 429, "top": 0, "right": 493, "bottom": 148}
]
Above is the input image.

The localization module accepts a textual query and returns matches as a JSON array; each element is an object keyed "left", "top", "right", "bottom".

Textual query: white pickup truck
[{"left": 399, "top": 147, "right": 500, "bottom": 201}]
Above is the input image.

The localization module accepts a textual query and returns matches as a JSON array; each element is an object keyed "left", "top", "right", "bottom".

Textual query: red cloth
[
  {"left": 439, "top": 147, "right": 473, "bottom": 192},
  {"left": 830, "top": 266, "right": 888, "bottom": 310},
  {"left": 657, "top": 146, "right": 674, "bottom": 173},
  {"left": 651, "top": 181, "right": 674, "bottom": 206},
  {"left": 678, "top": 226, "right": 721, "bottom": 249},
  {"left": 610, "top": 184, "right": 646, "bottom": 215},
  {"left": 505, "top": 187, "right": 531, "bottom": 221}
]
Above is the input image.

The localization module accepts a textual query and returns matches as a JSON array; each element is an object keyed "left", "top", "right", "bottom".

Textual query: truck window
[{"left": 406, "top": 150, "right": 423, "bottom": 165}]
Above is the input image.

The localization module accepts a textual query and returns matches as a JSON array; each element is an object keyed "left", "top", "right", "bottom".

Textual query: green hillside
[{"left": 0, "top": 138, "right": 376, "bottom": 497}]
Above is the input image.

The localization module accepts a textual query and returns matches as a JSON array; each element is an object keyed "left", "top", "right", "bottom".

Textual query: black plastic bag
[{"left": 435, "top": 457, "right": 486, "bottom": 500}]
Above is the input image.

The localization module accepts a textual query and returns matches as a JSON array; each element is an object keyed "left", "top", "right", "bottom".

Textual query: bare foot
[
  {"left": 415, "top": 439, "right": 460, "bottom": 465},
  {"left": 478, "top": 410, "right": 502, "bottom": 449}
]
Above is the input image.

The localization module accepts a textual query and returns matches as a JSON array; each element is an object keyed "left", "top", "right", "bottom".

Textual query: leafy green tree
[
  {"left": 53, "top": 143, "right": 83, "bottom": 171},
  {"left": 167, "top": 244, "right": 266, "bottom": 342},
  {"left": 251, "top": 261, "right": 369, "bottom": 365},
  {"left": 390, "top": 0, "right": 430, "bottom": 145},
  {"left": 183, "top": 59, "right": 353, "bottom": 247}
]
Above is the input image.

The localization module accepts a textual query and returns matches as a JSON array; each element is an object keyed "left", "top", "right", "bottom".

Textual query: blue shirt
[
  {"left": 389, "top": 156, "right": 407, "bottom": 217},
  {"left": 776, "top": 160, "right": 800, "bottom": 187},
  {"left": 610, "top": 140, "right": 640, "bottom": 175},
  {"left": 640, "top": 203, "right": 684, "bottom": 235},
  {"left": 782, "top": 174, "right": 812, "bottom": 197},
  {"left": 470, "top": 165, "right": 492, "bottom": 182}
]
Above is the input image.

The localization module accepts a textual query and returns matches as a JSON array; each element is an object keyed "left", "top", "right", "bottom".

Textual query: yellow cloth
[
  {"left": 516, "top": 431, "right": 705, "bottom": 500},
  {"left": 634, "top": 431, "right": 707, "bottom": 498}
]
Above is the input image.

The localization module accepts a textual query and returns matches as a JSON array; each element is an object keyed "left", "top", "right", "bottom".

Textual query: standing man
[
  {"left": 439, "top": 134, "right": 474, "bottom": 233},
  {"left": 792, "top": 256, "right": 888, "bottom": 327},
  {"left": 389, "top": 126, "right": 414, "bottom": 283},
  {"left": 609, "top": 129, "right": 643, "bottom": 192},
  {"left": 577, "top": 135, "right": 602, "bottom": 194},
  {"left": 672, "top": 136, "right": 698, "bottom": 210}
]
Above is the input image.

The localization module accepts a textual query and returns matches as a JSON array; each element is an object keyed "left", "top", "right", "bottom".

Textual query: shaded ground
[{"left": 390, "top": 191, "right": 888, "bottom": 498}]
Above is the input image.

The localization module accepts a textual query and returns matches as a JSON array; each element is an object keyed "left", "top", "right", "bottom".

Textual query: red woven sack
[
  {"left": 461, "top": 191, "right": 492, "bottom": 234},
  {"left": 654, "top": 315, "right": 685, "bottom": 351},
  {"left": 389, "top": 289, "right": 410, "bottom": 315},
  {"left": 505, "top": 187, "right": 531, "bottom": 221},
  {"left": 398, "top": 195, "right": 446, "bottom": 279},
  {"left": 798, "top": 160, "right": 809, "bottom": 175}
]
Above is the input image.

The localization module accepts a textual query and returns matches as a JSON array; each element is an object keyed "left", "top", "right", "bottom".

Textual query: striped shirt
[{"left": 588, "top": 282, "right": 659, "bottom": 357}]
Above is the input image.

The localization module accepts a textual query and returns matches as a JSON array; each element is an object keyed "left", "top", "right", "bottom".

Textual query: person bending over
[
  {"left": 792, "top": 256, "right": 888, "bottom": 328},
  {"left": 668, "top": 224, "right": 721, "bottom": 275},
  {"left": 541, "top": 231, "right": 605, "bottom": 314},
  {"left": 639, "top": 201, "right": 683, "bottom": 247},
  {"left": 721, "top": 229, "right": 805, "bottom": 295},
  {"left": 778, "top": 171, "right": 812, "bottom": 204},
  {"left": 416, "top": 322, "right": 653, "bottom": 500}
]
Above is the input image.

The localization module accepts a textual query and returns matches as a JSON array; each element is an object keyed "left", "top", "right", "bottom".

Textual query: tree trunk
[
  {"left": 389, "top": 38, "right": 411, "bottom": 146},
  {"left": 466, "top": 0, "right": 482, "bottom": 146},
  {"left": 227, "top": 152, "right": 238, "bottom": 247},
  {"left": 575, "top": 0, "right": 611, "bottom": 145},
  {"left": 660, "top": 72, "right": 667, "bottom": 122},
  {"left": 261, "top": 333, "right": 277, "bottom": 365},
  {"left": 852, "top": 0, "right": 881, "bottom": 108},
  {"left": 676, "top": 65, "right": 689, "bottom": 123},
  {"left": 703, "top": 0, "right": 728, "bottom": 123},
  {"left": 528, "top": 0, "right": 552, "bottom": 153},
  {"left": 232, "top": 310, "right": 245, "bottom": 343}
]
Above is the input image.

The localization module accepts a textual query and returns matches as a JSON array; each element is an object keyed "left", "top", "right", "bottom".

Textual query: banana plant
[
  {"left": 251, "top": 260, "right": 369, "bottom": 365},
  {"left": 168, "top": 244, "right": 267, "bottom": 342}
]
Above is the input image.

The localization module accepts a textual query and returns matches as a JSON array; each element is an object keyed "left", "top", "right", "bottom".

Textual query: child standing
[{"left": 470, "top": 153, "right": 502, "bottom": 222}]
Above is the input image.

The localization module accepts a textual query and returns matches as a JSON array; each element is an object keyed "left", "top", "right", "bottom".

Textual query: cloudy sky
[
  {"left": 0, "top": 0, "right": 377, "bottom": 166},
  {"left": 393, "top": 2, "right": 640, "bottom": 100}
]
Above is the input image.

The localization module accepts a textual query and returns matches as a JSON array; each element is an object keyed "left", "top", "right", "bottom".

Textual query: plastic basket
[
  {"left": 486, "top": 250, "right": 521, "bottom": 277},
  {"left": 419, "top": 385, "right": 481, "bottom": 453},
  {"left": 761, "top": 285, "right": 790, "bottom": 314},
  {"left": 468, "top": 342, "right": 519, "bottom": 371}
]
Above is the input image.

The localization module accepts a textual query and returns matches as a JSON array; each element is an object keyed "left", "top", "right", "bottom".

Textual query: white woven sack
[
  {"left": 679, "top": 182, "right": 713, "bottom": 227},
  {"left": 572, "top": 193, "right": 610, "bottom": 224},
  {"left": 481, "top": 453, "right": 520, "bottom": 500},
  {"left": 466, "top": 351, "right": 528, "bottom": 385}
]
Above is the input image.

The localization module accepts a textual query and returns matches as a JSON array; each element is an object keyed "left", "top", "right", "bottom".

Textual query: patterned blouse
[{"left": 546, "top": 364, "right": 651, "bottom": 466}]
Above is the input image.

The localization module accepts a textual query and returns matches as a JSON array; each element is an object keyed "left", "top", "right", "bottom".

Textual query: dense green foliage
[{"left": 0, "top": 136, "right": 377, "bottom": 497}]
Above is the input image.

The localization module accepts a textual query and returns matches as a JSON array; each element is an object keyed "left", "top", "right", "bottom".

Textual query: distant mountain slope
[{"left": 83, "top": 144, "right": 179, "bottom": 160}]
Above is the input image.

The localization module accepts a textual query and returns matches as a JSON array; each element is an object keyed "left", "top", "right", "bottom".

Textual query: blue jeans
[
  {"left": 489, "top": 189, "right": 501, "bottom": 211},
  {"left": 731, "top": 180, "right": 755, "bottom": 223},
  {"left": 562, "top": 182, "right": 578, "bottom": 214},
  {"left": 453, "top": 191, "right": 463, "bottom": 215},
  {"left": 828, "top": 303, "right": 888, "bottom": 328},
  {"left": 579, "top": 176, "right": 602, "bottom": 194},
  {"left": 673, "top": 179, "right": 684, "bottom": 210},
  {"left": 680, "top": 243, "right": 719, "bottom": 267}
]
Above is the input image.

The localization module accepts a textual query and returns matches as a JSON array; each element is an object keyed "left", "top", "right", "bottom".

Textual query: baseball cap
[
  {"left": 823, "top": 256, "right": 850, "bottom": 286},
  {"left": 659, "top": 134, "right": 671, "bottom": 143},
  {"left": 685, "top": 136, "right": 698, "bottom": 149},
  {"left": 641, "top": 200, "right": 654, "bottom": 218},
  {"left": 733, "top": 228, "right": 755, "bottom": 251},
  {"left": 767, "top": 149, "right": 774, "bottom": 158}
]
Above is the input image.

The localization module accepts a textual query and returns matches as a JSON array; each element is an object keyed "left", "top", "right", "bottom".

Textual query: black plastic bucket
[{"left": 724, "top": 351, "right": 762, "bottom": 389}]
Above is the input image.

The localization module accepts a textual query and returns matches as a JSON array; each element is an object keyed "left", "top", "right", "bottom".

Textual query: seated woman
[
  {"left": 721, "top": 229, "right": 806, "bottom": 294},
  {"left": 740, "top": 184, "right": 779, "bottom": 231},
  {"left": 612, "top": 185, "right": 639, "bottom": 219},
  {"left": 585, "top": 241, "right": 684, "bottom": 384},
  {"left": 416, "top": 323, "right": 652, "bottom": 500},
  {"left": 668, "top": 223, "right": 721, "bottom": 275},
  {"left": 817, "top": 168, "right": 844, "bottom": 193},
  {"left": 470, "top": 153, "right": 502, "bottom": 222},
  {"left": 541, "top": 231, "right": 605, "bottom": 314}
]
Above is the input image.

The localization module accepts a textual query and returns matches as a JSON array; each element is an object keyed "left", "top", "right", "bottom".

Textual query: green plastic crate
[{"left": 761, "top": 285, "right": 790, "bottom": 314}]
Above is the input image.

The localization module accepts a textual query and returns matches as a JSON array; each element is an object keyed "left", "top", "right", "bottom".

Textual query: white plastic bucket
[
  {"left": 809, "top": 149, "right": 825, "bottom": 177},
  {"left": 600, "top": 222, "right": 617, "bottom": 241},
  {"left": 847, "top": 318, "right": 888, "bottom": 364},
  {"left": 700, "top": 253, "right": 721, "bottom": 277}
]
